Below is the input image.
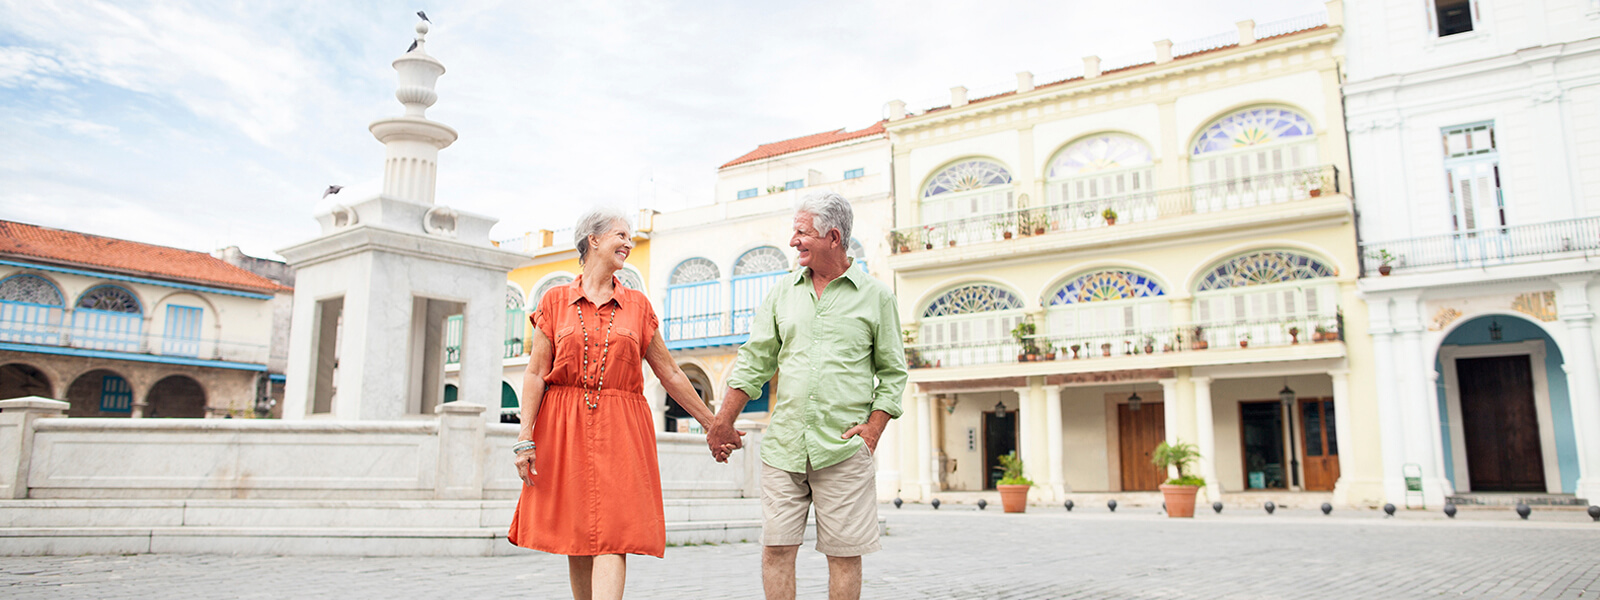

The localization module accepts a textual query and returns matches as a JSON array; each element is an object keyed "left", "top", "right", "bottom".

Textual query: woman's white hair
[
  {"left": 573, "top": 207, "right": 632, "bottom": 265},
  {"left": 794, "top": 191, "right": 853, "bottom": 244}
]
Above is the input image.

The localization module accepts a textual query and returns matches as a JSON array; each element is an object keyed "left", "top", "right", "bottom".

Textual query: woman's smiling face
[{"left": 590, "top": 219, "right": 633, "bottom": 270}]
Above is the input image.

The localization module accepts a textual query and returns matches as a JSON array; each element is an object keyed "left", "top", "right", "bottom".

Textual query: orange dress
[{"left": 508, "top": 275, "right": 665, "bottom": 557}]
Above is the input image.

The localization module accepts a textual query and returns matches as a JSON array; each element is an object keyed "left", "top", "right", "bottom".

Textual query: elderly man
[{"left": 707, "top": 191, "right": 907, "bottom": 600}]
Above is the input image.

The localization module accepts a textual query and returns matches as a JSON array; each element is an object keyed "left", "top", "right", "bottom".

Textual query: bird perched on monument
[
  {"left": 322, "top": 185, "right": 343, "bottom": 199},
  {"left": 417, "top": 11, "right": 430, "bottom": 22},
  {"left": 407, "top": 40, "right": 418, "bottom": 52}
]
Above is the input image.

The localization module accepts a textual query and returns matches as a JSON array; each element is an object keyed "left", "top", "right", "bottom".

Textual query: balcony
[
  {"left": 888, "top": 165, "right": 1344, "bottom": 268},
  {"left": 0, "top": 319, "right": 270, "bottom": 367},
  {"left": 905, "top": 312, "right": 1343, "bottom": 381},
  {"left": 444, "top": 309, "right": 529, "bottom": 365},
  {"left": 1360, "top": 216, "right": 1600, "bottom": 276},
  {"left": 663, "top": 310, "right": 750, "bottom": 350}
]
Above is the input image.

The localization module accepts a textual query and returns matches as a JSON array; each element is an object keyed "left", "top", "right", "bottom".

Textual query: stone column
[
  {"left": 434, "top": 401, "right": 486, "bottom": 499},
  {"left": 876, "top": 407, "right": 901, "bottom": 501},
  {"left": 1192, "top": 376, "right": 1221, "bottom": 502},
  {"left": 1012, "top": 386, "right": 1039, "bottom": 496},
  {"left": 915, "top": 392, "right": 934, "bottom": 500},
  {"left": 1394, "top": 295, "right": 1448, "bottom": 505},
  {"left": 1328, "top": 369, "right": 1356, "bottom": 505},
  {"left": 1158, "top": 377, "right": 1181, "bottom": 481},
  {"left": 1043, "top": 385, "right": 1066, "bottom": 500},
  {"left": 0, "top": 397, "right": 69, "bottom": 499},
  {"left": 1554, "top": 276, "right": 1600, "bottom": 502},
  {"left": 1366, "top": 298, "right": 1408, "bottom": 504}
]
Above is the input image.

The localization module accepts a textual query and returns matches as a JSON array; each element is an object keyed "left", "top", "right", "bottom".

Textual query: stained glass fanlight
[
  {"left": 617, "top": 268, "right": 643, "bottom": 290},
  {"left": 76, "top": 285, "right": 140, "bottom": 313},
  {"left": 1048, "top": 270, "right": 1165, "bottom": 305},
  {"left": 921, "top": 160, "right": 1013, "bottom": 198},
  {"left": 922, "top": 283, "right": 1024, "bottom": 318},
  {"left": 1196, "top": 250, "right": 1336, "bottom": 291},
  {"left": 0, "top": 274, "right": 64, "bottom": 306},
  {"left": 732, "top": 247, "right": 789, "bottom": 277},
  {"left": 1191, "top": 107, "right": 1314, "bottom": 156},
  {"left": 506, "top": 285, "right": 525, "bottom": 310},
  {"left": 1049, "top": 135, "right": 1154, "bottom": 178},
  {"left": 670, "top": 258, "right": 720, "bottom": 285}
]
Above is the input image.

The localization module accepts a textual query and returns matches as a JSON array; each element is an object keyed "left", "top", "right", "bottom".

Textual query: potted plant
[
  {"left": 767, "top": 185, "right": 785, "bottom": 195},
  {"left": 1312, "top": 324, "right": 1326, "bottom": 342},
  {"left": 1190, "top": 326, "right": 1208, "bottom": 350},
  {"left": 1102, "top": 207, "right": 1118, "bottom": 225},
  {"left": 1044, "top": 344, "right": 1057, "bottom": 361},
  {"left": 922, "top": 225, "right": 935, "bottom": 250},
  {"left": 1369, "top": 249, "right": 1397, "bottom": 276},
  {"left": 1100, "top": 342, "right": 1112, "bottom": 357},
  {"left": 1011, "top": 319, "right": 1039, "bottom": 362},
  {"left": 1238, "top": 332, "right": 1251, "bottom": 348},
  {"left": 1296, "top": 170, "right": 1326, "bottom": 198},
  {"left": 992, "top": 220, "right": 1014, "bottom": 240},
  {"left": 1142, "top": 335, "right": 1156, "bottom": 355},
  {"left": 994, "top": 451, "right": 1033, "bottom": 513},
  {"left": 1287, "top": 325, "right": 1300, "bottom": 344},
  {"left": 1151, "top": 440, "right": 1206, "bottom": 518},
  {"left": 889, "top": 230, "right": 912, "bottom": 254},
  {"left": 1070, "top": 343, "right": 1081, "bottom": 359}
]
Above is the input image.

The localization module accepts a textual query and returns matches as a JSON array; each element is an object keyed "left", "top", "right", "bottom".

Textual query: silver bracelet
[{"left": 512, "top": 441, "right": 536, "bottom": 454}]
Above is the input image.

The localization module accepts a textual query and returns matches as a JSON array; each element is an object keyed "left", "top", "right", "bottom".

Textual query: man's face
[{"left": 790, "top": 211, "right": 834, "bottom": 268}]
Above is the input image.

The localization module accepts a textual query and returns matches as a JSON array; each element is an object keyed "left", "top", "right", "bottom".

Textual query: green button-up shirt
[{"left": 728, "top": 261, "right": 908, "bottom": 472}]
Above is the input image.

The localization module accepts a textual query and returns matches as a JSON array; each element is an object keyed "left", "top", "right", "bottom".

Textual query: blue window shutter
[{"left": 100, "top": 375, "right": 132, "bottom": 413}]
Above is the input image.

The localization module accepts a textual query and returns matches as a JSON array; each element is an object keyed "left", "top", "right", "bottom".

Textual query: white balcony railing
[
  {"left": 1360, "top": 216, "right": 1600, "bottom": 275},
  {"left": 0, "top": 316, "right": 270, "bottom": 365}
]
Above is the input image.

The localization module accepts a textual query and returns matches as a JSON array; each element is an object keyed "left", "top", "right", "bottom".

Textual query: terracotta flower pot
[
  {"left": 1159, "top": 484, "right": 1200, "bottom": 518},
  {"left": 998, "top": 484, "right": 1030, "bottom": 513},
  {"left": 1379, "top": 264, "right": 1392, "bottom": 276}
]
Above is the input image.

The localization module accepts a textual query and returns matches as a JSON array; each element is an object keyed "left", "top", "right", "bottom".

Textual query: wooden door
[
  {"left": 982, "top": 410, "right": 1018, "bottom": 490},
  {"left": 1458, "top": 355, "right": 1545, "bottom": 491},
  {"left": 1299, "top": 398, "right": 1340, "bottom": 491},
  {"left": 1118, "top": 402, "right": 1166, "bottom": 491}
]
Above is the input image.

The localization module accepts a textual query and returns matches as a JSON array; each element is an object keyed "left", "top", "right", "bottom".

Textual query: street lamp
[
  {"left": 993, "top": 399, "right": 1008, "bottom": 417},
  {"left": 1127, "top": 387, "right": 1143, "bottom": 412},
  {"left": 1280, "top": 379, "right": 1299, "bottom": 489},
  {"left": 1489, "top": 318, "right": 1503, "bottom": 341}
]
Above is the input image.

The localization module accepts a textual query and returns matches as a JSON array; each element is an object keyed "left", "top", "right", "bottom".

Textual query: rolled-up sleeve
[
  {"left": 870, "top": 294, "right": 907, "bottom": 418},
  {"left": 727, "top": 290, "right": 781, "bottom": 399}
]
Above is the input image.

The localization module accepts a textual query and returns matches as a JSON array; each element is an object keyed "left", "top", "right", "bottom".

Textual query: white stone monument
[{"left": 279, "top": 18, "right": 525, "bottom": 422}]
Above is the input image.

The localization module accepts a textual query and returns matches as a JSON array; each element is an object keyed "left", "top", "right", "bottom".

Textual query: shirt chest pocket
[
  {"left": 833, "top": 317, "right": 873, "bottom": 362},
  {"left": 613, "top": 327, "right": 641, "bottom": 355}
]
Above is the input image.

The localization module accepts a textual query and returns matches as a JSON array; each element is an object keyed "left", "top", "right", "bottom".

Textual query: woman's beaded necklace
[{"left": 575, "top": 300, "right": 618, "bottom": 409}]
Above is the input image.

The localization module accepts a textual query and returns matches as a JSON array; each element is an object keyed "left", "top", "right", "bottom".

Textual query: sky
[{"left": 0, "top": 0, "right": 1327, "bottom": 261}]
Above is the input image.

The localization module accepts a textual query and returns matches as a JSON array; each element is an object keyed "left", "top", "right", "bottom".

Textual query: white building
[
  {"left": 649, "top": 123, "right": 892, "bottom": 438},
  {"left": 1344, "top": 0, "right": 1600, "bottom": 506}
]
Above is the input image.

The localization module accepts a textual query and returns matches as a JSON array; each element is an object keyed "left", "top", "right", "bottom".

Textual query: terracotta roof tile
[
  {"left": 720, "top": 121, "right": 887, "bottom": 169},
  {"left": 0, "top": 220, "right": 290, "bottom": 294}
]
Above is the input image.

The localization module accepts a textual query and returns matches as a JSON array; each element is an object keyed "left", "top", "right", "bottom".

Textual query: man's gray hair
[
  {"left": 573, "top": 207, "right": 632, "bottom": 265},
  {"left": 794, "top": 191, "right": 853, "bottom": 244}
]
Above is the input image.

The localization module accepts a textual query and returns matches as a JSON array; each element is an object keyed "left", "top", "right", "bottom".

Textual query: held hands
[{"left": 706, "top": 421, "right": 746, "bottom": 463}]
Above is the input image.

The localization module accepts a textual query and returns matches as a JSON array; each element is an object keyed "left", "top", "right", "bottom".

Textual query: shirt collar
[
  {"left": 565, "top": 273, "right": 628, "bottom": 306},
  {"left": 794, "top": 259, "right": 863, "bottom": 289}
]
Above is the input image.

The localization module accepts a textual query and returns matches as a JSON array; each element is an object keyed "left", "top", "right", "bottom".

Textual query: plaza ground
[{"left": 2, "top": 503, "right": 1597, "bottom": 599}]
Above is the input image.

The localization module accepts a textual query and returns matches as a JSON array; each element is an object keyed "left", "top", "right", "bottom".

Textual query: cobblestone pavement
[{"left": 3, "top": 504, "right": 1599, "bottom": 599}]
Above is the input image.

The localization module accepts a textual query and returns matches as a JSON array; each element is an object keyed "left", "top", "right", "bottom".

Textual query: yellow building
[
  {"left": 442, "top": 210, "right": 654, "bottom": 424},
  {"left": 880, "top": 1, "right": 1383, "bottom": 506}
]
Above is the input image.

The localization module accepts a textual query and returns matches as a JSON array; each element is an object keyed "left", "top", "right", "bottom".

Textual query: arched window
[
  {"left": 505, "top": 284, "right": 527, "bottom": 359},
  {"left": 617, "top": 268, "right": 644, "bottom": 291},
  {"left": 1193, "top": 250, "right": 1339, "bottom": 348},
  {"left": 848, "top": 238, "right": 869, "bottom": 274},
  {"left": 667, "top": 258, "right": 723, "bottom": 342},
  {"left": 732, "top": 247, "right": 789, "bottom": 334},
  {"left": 919, "top": 283, "right": 1026, "bottom": 367},
  {"left": 1189, "top": 107, "right": 1319, "bottom": 212},
  {"left": 532, "top": 275, "right": 573, "bottom": 306},
  {"left": 1047, "top": 134, "right": 1156, "bottom": 204},
  {"left": 919, "top": 159, "right": 1015, "bottom": 225},
  {"left": 72, "top": 285, "right": 141, "bottom": 353},
  {"left": 0, "top": 274, "right": 65, "bottom": 345},
  {"left": 1045, "top": 270, "right": 1169, "bottom": 350}
]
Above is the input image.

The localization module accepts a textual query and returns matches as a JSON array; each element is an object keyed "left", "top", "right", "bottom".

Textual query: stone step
[{"left": 1447, "top": 494, "right": 1590, "bottom": 507}]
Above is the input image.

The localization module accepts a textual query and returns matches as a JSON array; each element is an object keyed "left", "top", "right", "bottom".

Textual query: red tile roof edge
[
  {"left": 0, "top": 220, "right": 291, "bottom": 295},
  {"left": 719, "top": 121, "right": 888, "bottom": 169}
]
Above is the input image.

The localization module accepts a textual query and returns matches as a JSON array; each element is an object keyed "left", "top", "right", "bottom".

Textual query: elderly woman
[{"left": 509, "top": 208, "right": 718, "bottom": 600}]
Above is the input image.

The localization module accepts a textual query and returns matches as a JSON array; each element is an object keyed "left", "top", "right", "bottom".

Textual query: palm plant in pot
[
  {"left": 994, "top": 451, "right": 1033, "bottom": 513},
  {"left": 1151, "top": 440, "right": 1206, "bottom": 518}
]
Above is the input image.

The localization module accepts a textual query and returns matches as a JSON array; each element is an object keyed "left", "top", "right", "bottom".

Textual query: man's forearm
[{"left": 716, "top": 387, "right": 751, "bottom": 425}]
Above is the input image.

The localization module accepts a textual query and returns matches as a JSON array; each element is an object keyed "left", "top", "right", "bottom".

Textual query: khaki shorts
[{"left": 760, "top": 446, "right": 880, "bottom": 556}]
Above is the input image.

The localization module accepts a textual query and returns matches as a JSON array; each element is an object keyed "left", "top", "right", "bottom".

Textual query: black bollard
[
  {"left": 1588, "top": 505, "right": 1599, "bottom": 522},
  {"left": 1264, "top": 501, "right": 1276, "bottom": 515},
  {"left": 1064, "top": 499, "right": 1074, "bottom": 512},
  {"left": 1383, "top": 503, "right": 1396, "bottom": 517},
  {"left": 1162, "top": 502, "right": 1167, "bottom": 513},
  {"left": 977, "top": 499, "right": 988, "bottom": 511},
  {"left": 1321, "top": 502, "right": 1332, "bottom": 515},
  {"left": 1516, "top": 503, "right": 1531, "bottom": 520},
  {"left": 931, "top": 498, "right": 941, "bottom": 510},
  {"left": 1108, "top": 499, "right": 1118, "bottom": 513},
  {"left": 1212, "top": 501, "right": 1224, "bottom": 514},
  {"left": 893, "top": 497, "right": 903, "bottom": 509},
  {"left": 1443, "top": 503, "right": 1457, "bottom": 519}
]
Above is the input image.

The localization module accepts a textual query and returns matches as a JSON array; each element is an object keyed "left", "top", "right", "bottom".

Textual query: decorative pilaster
[
  {"left": 915, "top": 392, "right": 935, "bottom": 500},
  {"left": 1553, "top": 276, "right": 1600, "bottom": 502},
  {"left": 1043, "top": 385, "right": 1065, "bottom": 499},
  {"left": 1158, "top": 377, "right": 1181, "bottom": 481},
  {"left": 1328, "top": 369, "right": 1355, "bottom": 505},
  {"left": 1192, "top": 376, "right": 1221, "bottom": 502},
  {"left": 1366, "top": 295, "right": 1409, "bottom": 504}
]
